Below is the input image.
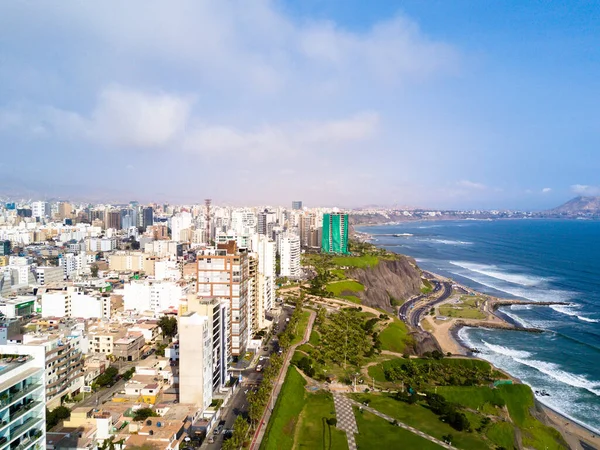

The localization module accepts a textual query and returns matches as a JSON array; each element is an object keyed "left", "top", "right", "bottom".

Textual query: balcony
[
  {"left": 1, "top": 417, "right": 43, "bottom": 450},
  {"left": 0, "top": 385, "right": 43, "bottom": 413},
  {"left": 9, "top": 401, "right": 42, "bottom": 424}
]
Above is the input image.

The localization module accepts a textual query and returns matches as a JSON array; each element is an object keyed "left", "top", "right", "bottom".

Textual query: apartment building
[
  {"left": 86, "top": 325, "right": 145, "bottom": 361},
  {"left": 178, "top": 312, "right": 213, "bottom": 410},
  {"left": 196, "top": 243, "right": 248, "bottom": 357},
  {"left": 0, "top": 344, "right": 46, "bottom": 450},
  {"left": 23, "top": 333, "right": 84, "bottom": 408},
  {"left": 35, "top": 266, "right": 64, "bottom": 285},
  {"left": 182, "top": 296, "right": 229, "bottom": 392},
  {"left": 279, "top": 232, "right": 301, "bottom": 278},
  {"left": 123, "top": 280, "right": 187, "bottom": 315},
  {"left": 41, "top": 288, "right": 110, "bottom": 319}
]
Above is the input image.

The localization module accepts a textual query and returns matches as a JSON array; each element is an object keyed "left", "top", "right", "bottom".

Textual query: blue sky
[{"left": 0, "top": 1, "right": 599, "bottom": 209}]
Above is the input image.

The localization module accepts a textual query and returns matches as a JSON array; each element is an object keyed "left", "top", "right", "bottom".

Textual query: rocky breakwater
[{"left": 348, "top": 255, "right": 421, "bottom": 312}]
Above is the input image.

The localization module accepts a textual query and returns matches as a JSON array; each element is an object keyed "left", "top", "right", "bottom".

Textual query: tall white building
[
  {"left": 0, "top": 344, "right": 46, "bottom": 449},
  {"left": 252, "top": 235, "right": 276, "bottom": 314},
  {"left": 279, "top": 232, "right": 301, "bottom": 278},
  {"left": 178, "top": 312, "right": 213, "bottom": 410},
  {"left": 31, "top": 201, "right": 50, "bottom": 219},
  {"left": 170, "top": 212, "right": 193, "bottom": 242},
  {"left": 123, "top": 280, "right": 187, "bottom": 315},
  {"left": 41, "top": 288, "right": 111, "bottom": 319}
]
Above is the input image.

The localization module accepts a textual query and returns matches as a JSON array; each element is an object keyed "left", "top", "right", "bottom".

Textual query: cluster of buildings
[{"left": 0, "top": 199, "right": 349, "bottom": 450}]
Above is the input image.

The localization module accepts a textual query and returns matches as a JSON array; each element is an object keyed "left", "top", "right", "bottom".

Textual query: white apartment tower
[
  {"left": 0, "top": 344, "right": 46, "bottom": 449},
  {"left": 279, "top": 232, "right": 301, "bottom": 278},
  {"left": 178, "top": 312, "right": 213, "bottom": 410}
]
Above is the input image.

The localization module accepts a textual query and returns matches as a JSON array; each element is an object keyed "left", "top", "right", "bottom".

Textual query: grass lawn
[
  {"left": 438, "top": 306, "right": 486, "bottom": 320},
  {"left": 354, "top": 408, "right": 444, "bottom": 450},
  {"left": 291, "top": 311, "right": 311, "bottom": 346},
  {"left": 296, "top": 391, "right": 348, "bottom": 450},
  {"left": 261, "top": 366, "right": 306, "bottom": 450},
  {"left": 486, "top": 421, "right": 515, "bottom": 449},
  {"left": 350, "top": 393, "right": 489, "bottom": 450},
  {"left": 330, "top": 268, "right": 347, "bottom": 280},
  {"left": 497, "top": 385, "right": 567, "bottom": 450},
  {"left": 331, "top": 255, "right": 380, "bottom": 268},
  {"left": 436, "top": 386, "right": 506, "bottom": 415},
  {"left": 326, "top": 280, "right": 364, "bottom": 296},
  {"left": 309, "top": 330, "right": 321, "bottom": 346},
  {"left": 378, "top": 320, "right": 411, "bottom": 353}
]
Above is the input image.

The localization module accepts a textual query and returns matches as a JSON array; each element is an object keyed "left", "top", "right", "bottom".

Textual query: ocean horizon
[{"left": 358, "top": 219, "right": 600, "bottom": 433}]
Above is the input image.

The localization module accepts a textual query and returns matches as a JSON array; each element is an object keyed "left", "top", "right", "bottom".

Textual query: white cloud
[
  {"left": 541, "top": 187, "right": 552, "bottom": 194},
  {"left": 6, "top": 85, "right": 378, "bottom": 156},
  {"left": 571, "top": 184, "right": 600, "bottom": 196},
  {"left": 457, "top": 180, "right": 487, "bottom": 190},
  {"left": 182, "top": 111, "right": 379, "bottom": 157}
]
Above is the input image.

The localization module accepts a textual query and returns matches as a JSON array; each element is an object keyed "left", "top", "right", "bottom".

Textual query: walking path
[
  {"left": 333, "top": 394, "right": 358, "bottom": 450},
  {"left": 249, "top": 310, "right": 316, "bottom": 450},
  {"left": 347, "top": 398, "right": 457, "bottom": 450}
]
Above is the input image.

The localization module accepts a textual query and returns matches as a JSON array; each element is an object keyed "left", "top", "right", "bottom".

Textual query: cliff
[{"left": 348, "top": 256, "right": 421, "bottom": 312}]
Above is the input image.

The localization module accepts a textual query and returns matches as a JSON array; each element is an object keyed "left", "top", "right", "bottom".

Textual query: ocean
[{"left": 358, "top": 219, "right": 600, "bottom": 433}]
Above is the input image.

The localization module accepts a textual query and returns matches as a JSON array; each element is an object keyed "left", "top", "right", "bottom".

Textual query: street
[{"left": 203, "top": 305, "right": 294, "bottom": 449}]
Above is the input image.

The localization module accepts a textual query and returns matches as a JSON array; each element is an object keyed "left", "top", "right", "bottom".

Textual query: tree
[
  {"left": 133, "top": 408, "right": 159, "bottom": 422},
  {"left": 90, "top": 264, "right": 99, "bottom": 277},
  {"left": 158, "top": 315, "right": 178, "bottom": 340},
  {"left": 46, "top": 405, "right": 71, "bottom": 430}
]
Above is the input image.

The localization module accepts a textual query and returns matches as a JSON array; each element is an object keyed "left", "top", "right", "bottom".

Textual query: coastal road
[{"left": 400, "top": 281, "right": 452, "bottom": 328}]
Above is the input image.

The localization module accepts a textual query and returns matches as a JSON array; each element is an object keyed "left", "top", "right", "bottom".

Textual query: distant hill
[{"left": 551, "top": 196, "right": 600, "bottom": 214}]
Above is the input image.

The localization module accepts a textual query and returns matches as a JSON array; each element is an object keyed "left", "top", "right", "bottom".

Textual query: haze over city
[{"left": 1, "top": 1, "right": 599, "bottom": 209}]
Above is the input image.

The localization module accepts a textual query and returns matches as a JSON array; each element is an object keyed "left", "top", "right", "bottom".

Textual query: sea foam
[
  {"left": 482, "top": 340, "right": 532, "bottom": 359},
  {"left": 450, "top": 261, "right": 546, "bottom": 287},
  {"left": 513, "top": 358, "right": 600, "bottom": 397}
]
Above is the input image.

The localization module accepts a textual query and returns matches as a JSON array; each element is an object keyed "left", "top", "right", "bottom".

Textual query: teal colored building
[{"left": 321, "top": 213, "right": 349, "bottom": 254}]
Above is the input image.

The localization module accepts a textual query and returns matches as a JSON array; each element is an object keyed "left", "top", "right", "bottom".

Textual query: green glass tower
[{"left": 321, "top": 213, "right": 349, "bottom": 254}]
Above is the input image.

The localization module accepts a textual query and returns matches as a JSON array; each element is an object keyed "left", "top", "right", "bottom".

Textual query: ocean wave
[
  {"left": 481, "top": 340, "right": 532, "bottom": 358},
  {"left": 549, "top": 304, "right": 579, "bottom": 317},
  {"left": 549, "top": 305, "right": 600, "bottom": 323},
  {"left": 513, "top": 358, "right": 600, "bottom": 397},
  {"left": 450, "top": 261, "right": 548, "bottom": 287},
  {"left": 448, "top": 266, "right": 573, "bottom": 303},
  {"left": 498, "top": 310, "right": 531, "bottom": 328},
  {"left": 510, "top": 304, "right": 532, "bottom": 310},
  {"left": 430, "top": 239, "right": 473, "bottom": 245},
  {"left": 578, "top": 316, "right": 600, "bottom": 323}
]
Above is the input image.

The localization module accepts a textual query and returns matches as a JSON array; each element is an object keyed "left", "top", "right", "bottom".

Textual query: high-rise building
[
  {"left": 142, "top": 207, "right": 154, "bottom": 229},
  {"left": 196, "top": 243, "right": 248, "bottom": 357},
  {"left": 0, "top": 240, "right": 11, "bottom": 256},
  {"left": 178, "top": 312, "right": 213, "bottom": 409},
  {"left": 57, "top": 202, "right": 72, "bottom": 220},
  {"left": 321, "top": 213, "right": 349, "bottom": 254},
  {"left": 257, "top": 211, "right": 268, "bottom": 235},
  {"left": 0, "top": 344, "right": 46, "bottom": 448},
  {"left": 292, "top": 201, "right": 303, "bottom": 210},
  {"left": 105, "top": 210, "right": 121, "bottom": 230},
  {"left": 31, "top": 201, "right": 50, "bottom": 219},
  {"left": 279, "top": 233, "right": 301, "bottom": 278},
  {"left": 183, "top": 296, "right": 230, "bottom": 392}
]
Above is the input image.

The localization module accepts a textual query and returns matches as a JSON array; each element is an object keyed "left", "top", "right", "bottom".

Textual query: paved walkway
[
  {"left": 347, "top": 398, "right": 457, "bottom": 449},
  {"left": 333, "top": 394, "right": 358, "bottom": 450}
]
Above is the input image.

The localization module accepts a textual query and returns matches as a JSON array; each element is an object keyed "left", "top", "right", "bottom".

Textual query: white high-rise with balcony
[
  {"left": 279, "top": 232, "right": 301, "bottom": 278},
  {"left": 0, "top": 344, "right": 46, "bottom": 450}
]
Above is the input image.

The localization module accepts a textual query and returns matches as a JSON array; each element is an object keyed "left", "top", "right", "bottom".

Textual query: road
[
  {"left": 203, "top": 305, "right": 295, "bottom": 450},
  {"left": 75, "top": 360, "right": 138, "bottom": 409},
  {"left": 398, "top": 280, "right": 452, "bottom": 329}
]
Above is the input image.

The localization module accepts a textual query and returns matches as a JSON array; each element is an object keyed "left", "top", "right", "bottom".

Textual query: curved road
[{"left": 399, "top": 281, "right": 452, "bottom": 329}]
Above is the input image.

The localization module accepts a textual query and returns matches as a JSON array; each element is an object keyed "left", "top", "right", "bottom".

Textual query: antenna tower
[{"left": 204, "top": 199, "right": 212, "bottom": 244}]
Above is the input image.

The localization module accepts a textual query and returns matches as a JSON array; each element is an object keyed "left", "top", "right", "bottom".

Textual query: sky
[{"left": 1, "top": 1, "right": 599, "bottom": 209}]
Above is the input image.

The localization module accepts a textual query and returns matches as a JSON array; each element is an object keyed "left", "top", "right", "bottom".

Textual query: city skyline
[{"left": 1, "top": 1, "right": 599, "bottom": 209}]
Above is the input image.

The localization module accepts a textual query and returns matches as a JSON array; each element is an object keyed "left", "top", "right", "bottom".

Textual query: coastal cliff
[{"left": 348, "top": 256, "right": 421, "bottom": 312}]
